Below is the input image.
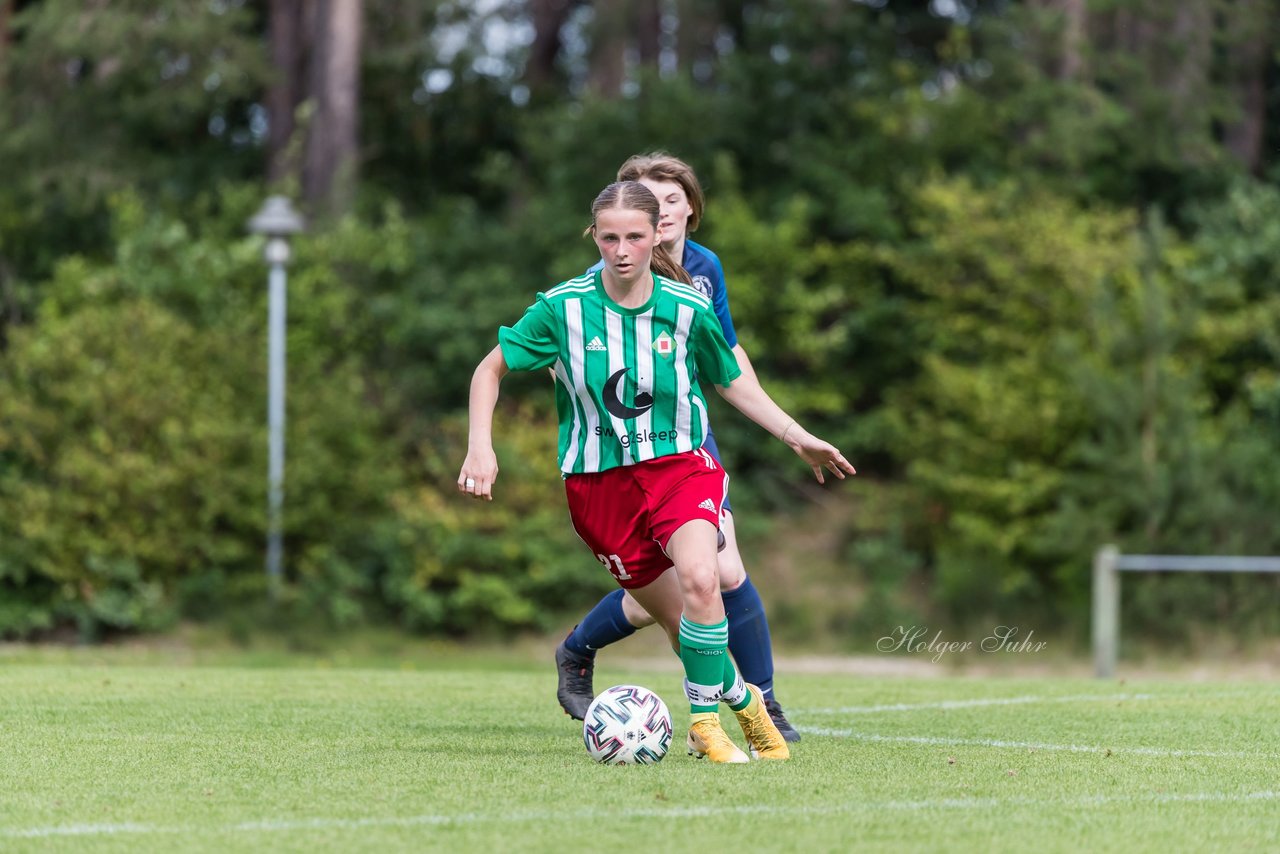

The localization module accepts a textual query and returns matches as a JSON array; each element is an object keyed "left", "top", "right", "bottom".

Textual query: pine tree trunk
[
  {"left": 715, "top": 0, "right": 746, "bottom": 49},
  {"left": 1029, "top": 0, "right": 1089, "bottom": 81},
  {"left": 1058, "top": 0, "right": 1085, "bottom": 79},
  {"left": 0, "top": 0, "right": 12, "bottom": 87},
  {"left": 1109, "top": 0, "right": 1214, "bottom": 163},
  {"left": 588, "top": 0, "right": 627, "bottom": 97},
  {"left": 303, "top": 0, "right": 363, "bottom": 216},
  {"left": 676, "top": 0, "right": 718, "bottom": 80},
  {"left": 526, "top": 0, "right": 581, "bottom": 93},
  {"left": 634, "top": 0, "right": 661, "bottom": 71},
  {"left": 1166, "top": 1, "right": 1212, "bottom": 142},
  {"left": 1222, "top": 0, "right": 1271, "bottom": 173},
  {"left": 0, "top": 0, "right": 16, "bottom": 333},
  {"left": 267, "top": 0, "right": 305, "bottom": 185}
]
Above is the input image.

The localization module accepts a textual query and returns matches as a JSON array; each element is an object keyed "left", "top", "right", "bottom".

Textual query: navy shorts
[{"left": 701, "top": 430, "right": 732, "bottom": 515}]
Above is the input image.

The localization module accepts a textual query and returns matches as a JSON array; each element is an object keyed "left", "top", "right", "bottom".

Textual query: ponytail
[{"left": 652, "top": 244, "right": 692, "bottom": 285}]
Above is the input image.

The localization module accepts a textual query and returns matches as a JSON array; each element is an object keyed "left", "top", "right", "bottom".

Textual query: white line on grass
[
  {"left": 4, "top": 791, "right": 1278, "bottom": 839},
  {"left": 803, "top": 692, "right": 1183, "bottom": 715},
  {"left": 4, "top": 823, "right": 159, "bottom": 838},
  {"left": 800, "top": 727, "right": 1272, "bottom": 760}
]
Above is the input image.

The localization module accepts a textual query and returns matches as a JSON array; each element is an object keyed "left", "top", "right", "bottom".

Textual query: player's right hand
[{"left": 458, "top": 448, "right": 499, "bottom": 501}]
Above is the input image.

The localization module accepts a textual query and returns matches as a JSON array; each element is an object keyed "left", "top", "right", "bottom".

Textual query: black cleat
[
  {"left": 555, "top": 638, "right": 596, "bottom": 721},
  {"left": 764, "top": 696, "right": 801, "bottom": 743}
]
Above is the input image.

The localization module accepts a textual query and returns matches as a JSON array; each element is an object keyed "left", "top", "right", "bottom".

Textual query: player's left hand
[{"left": 785, "top": 426, "right": 856, "bottom": 484}]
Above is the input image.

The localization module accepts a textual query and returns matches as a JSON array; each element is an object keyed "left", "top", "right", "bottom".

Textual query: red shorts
[{"left": 564, "top": 449, "right": 727, "bottom": 589}]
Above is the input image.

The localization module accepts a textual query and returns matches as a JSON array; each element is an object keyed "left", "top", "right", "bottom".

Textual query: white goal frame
[{"left": 1092, "top": 545, "right": 1280, "bottom": 677}]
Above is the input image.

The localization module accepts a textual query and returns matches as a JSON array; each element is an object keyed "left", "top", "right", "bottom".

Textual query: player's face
[
  {"left": 639, "top": 178, "right": 691, "bottom": 250},
  {"left": 593, "top": 207, "right": 658, "bottom": 289}
]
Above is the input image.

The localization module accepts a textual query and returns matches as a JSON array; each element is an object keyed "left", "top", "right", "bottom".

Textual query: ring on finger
[{"left": 465, "top": 478, "right": 476, "bottom": 489}]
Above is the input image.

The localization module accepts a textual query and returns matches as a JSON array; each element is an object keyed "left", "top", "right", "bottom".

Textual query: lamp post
[{"left": 247, "top": 196, "right": 305, "bottom": 599}]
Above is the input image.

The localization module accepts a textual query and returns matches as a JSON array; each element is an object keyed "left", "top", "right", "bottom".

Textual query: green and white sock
[
  {"left": 721, "top": 665, "right": 749, "bottom": 711},
  {"left": 679, "top": 615, "right": 729, "bottom": 713}
]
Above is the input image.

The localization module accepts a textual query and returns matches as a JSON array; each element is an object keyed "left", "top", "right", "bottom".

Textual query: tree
[
  {"left": 524, "top": 0, "right": 669, "bottom": 97},
  {"left": 266, "top": 0, "right": 306, "bottom": 185},
  {"left": 303, "top": 0, "right": 363, "bottom": 216},
  {"left": 1026, "top": 0, "right": 1086, "bottom": 80},
  {"left": 587, "top": 0, "right": 627, "bottom": 96},
  {"left": 633, "top": 0, "right": 661, "bottom": 70},
  {"left": 1221, "top": 0, "right": 1273, "bottom": 174},
  {"left": 586, "top": 0, "right": 664, "bottom": 97},
  {"left": 1164, "top": 2, "right": 1213, "bottom": 150},
  {"left": 526, "top": 0, "right": 583, "bottom": 94},
  {"left": 1092, "top": 0, "right": 1216, "bottom": 164},
  {"left": 675, "top": 0, "right": 719, "bottom": 79},
  {"left": 0, "top": 0, "right": 266, "bottom": 287},
  {"left": 263, "top": 0, "right": 364, "bottom": 213},
  {"left": 0, "top": 0, "right": 11, "bottom": 73}
]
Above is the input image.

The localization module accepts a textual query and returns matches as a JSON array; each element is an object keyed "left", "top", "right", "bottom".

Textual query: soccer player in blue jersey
[
  {"left": 459, "top": 181, "right": 855, "bottom": 762},
  {"left": 553, "top": 153, "right": 804, "bottom": 742}
]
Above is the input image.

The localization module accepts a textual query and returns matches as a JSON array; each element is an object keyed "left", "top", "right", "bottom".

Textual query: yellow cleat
[
  {"left": 733, "top": 685, "right": 791, "bottom": 760},
  {"left": 687, "top": 713, "right": 750, "bottom": 763}
]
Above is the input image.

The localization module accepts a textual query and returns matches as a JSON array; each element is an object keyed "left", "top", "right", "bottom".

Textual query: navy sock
[
  {"left": 563, "top": 588, "right": 637, "bottom": 659},
  {"left": 722, "top": 574, "right": 776, "bottom": 697}
]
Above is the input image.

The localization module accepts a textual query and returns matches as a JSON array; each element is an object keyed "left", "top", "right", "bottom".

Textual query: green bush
[
  {"left": 0, "top": 188, "right": 406, "bottom": 637},
  {"left": 875, "top": 179, "right": 1280, "bottom": 634},
  {"left": 0, "top": 299, "right": 258, "bottom": 636},
  {"left": 379, "top": 400, "right": 613, "bottom": 636},
  {"left": 0, "top": 190, "right": 629, "bottom": 640}
]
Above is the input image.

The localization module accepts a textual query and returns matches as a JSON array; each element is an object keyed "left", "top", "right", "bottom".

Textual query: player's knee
[
  {"left": 679, "top": 559, "right": 720, "bottom": 608},
  {"left": 717, "top": 555, "right": 746, "bottom": 591},
  {"left": 716, "top": 518, "right": 746, "bottom": 590},
  {"left": 620, "top": 592, "right": 657, "bottom": 628}
]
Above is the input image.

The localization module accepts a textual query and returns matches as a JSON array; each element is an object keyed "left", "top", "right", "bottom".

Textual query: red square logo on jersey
[{"left": 652, "top": 331, "right": 674, "bottom": 359}]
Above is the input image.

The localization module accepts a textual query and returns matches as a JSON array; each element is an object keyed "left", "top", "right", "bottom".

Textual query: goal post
[{"left": 1092, "top": 545, "right": 1280, "bottom": 678}]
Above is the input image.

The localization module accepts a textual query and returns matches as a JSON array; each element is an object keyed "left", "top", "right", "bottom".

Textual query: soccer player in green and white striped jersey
[
  {"left": 459, "top": 181, "right": 856, "bottom": 763},
  {"left": 558, "top": 152, "right": 801, "bottom": 746}
]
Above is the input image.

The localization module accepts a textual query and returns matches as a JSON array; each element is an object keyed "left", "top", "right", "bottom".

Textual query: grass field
[{"left": 0, "top": 650, "right": 1276, "bottom": 853}]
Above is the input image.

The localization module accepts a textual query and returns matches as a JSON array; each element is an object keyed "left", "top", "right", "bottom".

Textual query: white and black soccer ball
[{"left": 582, "top": 685, "right": 673, "bottom": 765}]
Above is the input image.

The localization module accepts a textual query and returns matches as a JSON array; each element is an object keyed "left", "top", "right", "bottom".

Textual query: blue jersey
[
  {"left": 679, "top": 240, "right": 738, "bottom": 349},
  {"left": 588, "top": 239, "right": 738, "bottom": 348}
]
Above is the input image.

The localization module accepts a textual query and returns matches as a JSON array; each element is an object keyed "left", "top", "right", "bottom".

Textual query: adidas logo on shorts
[
  {"left": 698, "top": 498, "right": 717, "bottom": 513},
  {"left": 585, "top": 336, "right": 607, "bottom": 352}
]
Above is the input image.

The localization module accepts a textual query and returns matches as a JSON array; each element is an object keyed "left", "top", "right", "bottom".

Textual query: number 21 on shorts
[{"left": 596, "top": 553, "right": 631, "bottom": 581}]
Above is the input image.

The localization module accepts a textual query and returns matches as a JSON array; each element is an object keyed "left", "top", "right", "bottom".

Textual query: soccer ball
[{"left": 582, "top": 685, "right": 673, "bottom": 765}]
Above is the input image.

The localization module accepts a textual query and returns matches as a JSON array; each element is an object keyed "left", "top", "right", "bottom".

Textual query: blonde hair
[
  {"left": 616, "top": 152, "right": 705, "bottom": 233},
  {"left": 587, "top": 181, "right": 693, "bottom": 285}
]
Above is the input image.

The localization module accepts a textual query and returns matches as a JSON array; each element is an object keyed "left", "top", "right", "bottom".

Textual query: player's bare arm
[
  {"left": 715, "top": 379, "right": 856, "bottom": 484},
  {"left": 731, "top": 343, "right": 761, "bottom": 389},
  {"left": 458, "top": 345, "right": 507, "bottom": 501}
]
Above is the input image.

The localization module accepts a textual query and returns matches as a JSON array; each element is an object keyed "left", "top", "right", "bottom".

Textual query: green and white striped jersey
[{"left": 498, "top": 270, "right": 742, "bottom": 474}]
